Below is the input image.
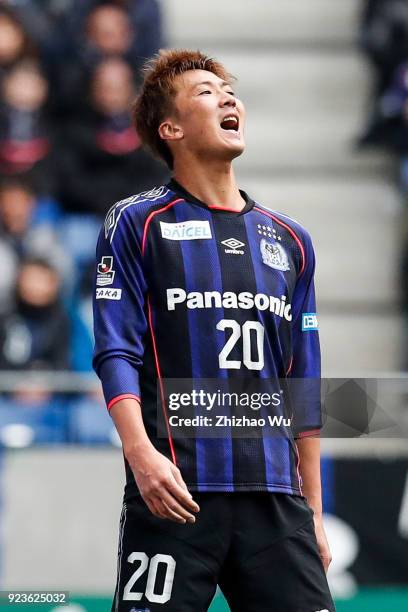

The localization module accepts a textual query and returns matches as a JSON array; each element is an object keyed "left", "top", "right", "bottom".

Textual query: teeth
[{"left": 223, "top": 116, "right": 238, "bottom": 123}]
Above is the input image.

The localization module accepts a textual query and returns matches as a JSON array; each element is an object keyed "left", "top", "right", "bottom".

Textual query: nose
[{"left": 220, "top": 92, "right": 236, "bottom": 108}]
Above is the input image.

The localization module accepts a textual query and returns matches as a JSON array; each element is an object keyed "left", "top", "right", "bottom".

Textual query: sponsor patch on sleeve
[
  {"left": 96, "top": 288, "right": 122, "bottom": 300},
  {"left": 97, "top": 256, "right": 115, "bottom": 286},
  {"left": 302, "top": 312, "right": 318, "bottom": 331}
]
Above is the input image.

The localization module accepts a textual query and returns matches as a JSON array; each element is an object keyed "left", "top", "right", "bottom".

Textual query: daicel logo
[{"left": 160, "top": 220, "right": 212, "bottom": 241}]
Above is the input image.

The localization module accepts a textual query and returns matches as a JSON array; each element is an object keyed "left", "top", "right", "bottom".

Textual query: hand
[
  {"left": 126, "top": 443, "right": 200, "bottom": 524},
  {"left": 313, "top": 514, "right": 332, "bottom": 573}
]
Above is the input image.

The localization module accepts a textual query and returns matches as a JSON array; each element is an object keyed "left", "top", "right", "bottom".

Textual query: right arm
[
  {"left": 110, "top": 397, "right": 199, "bottom": 523},
  {"left": 93, "top": 207, "right": 199, "bottom": 523}
]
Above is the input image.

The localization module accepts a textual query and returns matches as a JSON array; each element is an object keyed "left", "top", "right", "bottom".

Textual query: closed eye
[{"left": 198, "top": 90, "right": 212, "bottom": 95}]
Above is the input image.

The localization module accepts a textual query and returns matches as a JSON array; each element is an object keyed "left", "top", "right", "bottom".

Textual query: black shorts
[{"left": 111, "top": 492, "right": 335, "bottom": 612}]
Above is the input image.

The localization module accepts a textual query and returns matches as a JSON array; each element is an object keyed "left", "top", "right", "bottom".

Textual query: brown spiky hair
[{"left": 132, "top": 49, "right": 234, "bottom": 169}]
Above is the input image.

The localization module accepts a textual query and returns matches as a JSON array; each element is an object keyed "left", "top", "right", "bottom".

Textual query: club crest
[{"left": 260, "top": 238, "right": 290, "bottom": 271}]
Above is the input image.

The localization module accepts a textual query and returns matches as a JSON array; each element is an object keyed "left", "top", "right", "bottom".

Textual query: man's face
[
  {"left": 164, "top": 69, "right": 246, "bottom": 162},
  {"left": 87, "top": 6, "right": 132, "bottom": 56},
  {"left": 92, "top": 58, "right": 134, "bottom": 115},
  {"left": 0, "top": 186, "right": 34, "bottom": 235},
  {"left": 17, "top": 263, "right": 60, "bottom": 307}
]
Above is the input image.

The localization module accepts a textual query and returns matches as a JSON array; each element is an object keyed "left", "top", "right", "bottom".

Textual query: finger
[
  {"left": 153, "top": 495, "right": 188, "bottom": 523},
  {"left": 152, "top": 499, "right": 168, "bottom": 519},
  {"left": 166, "top": 478, "right": 200, "bottom": 513},
  {"left": 159, "top": 489, "right": 197, "bottom": 522},
  {"left": 171, "top": 466, "right": 190, "bottom": 492},
  {"left": 144, "top": 496, "right": 166, "bottom": 519},
  {"left": 159, "top": 500, "right": 188, "bottom": 524},
  {"left": 321, "top": 555, "right": 331, "bottom": 573}
]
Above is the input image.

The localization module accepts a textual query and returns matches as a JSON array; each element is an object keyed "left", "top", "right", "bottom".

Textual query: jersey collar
[{"left": 168, "top": 178, "right": 255, "bottom": 216}]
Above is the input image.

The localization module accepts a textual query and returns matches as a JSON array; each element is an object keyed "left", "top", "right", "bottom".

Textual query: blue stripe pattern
[
  {"left": 244, "top": 212, "right": 294, "bottom": 492},
  {"left": 174, "top": 205, "right": 233, "bottom": 490}
]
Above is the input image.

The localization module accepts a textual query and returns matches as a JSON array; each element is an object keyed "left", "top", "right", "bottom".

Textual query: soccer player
[{"left": 93, "top": 49, "right": 335, "bottom": 612}]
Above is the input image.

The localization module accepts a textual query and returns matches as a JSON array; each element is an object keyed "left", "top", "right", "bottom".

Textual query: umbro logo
[{"left": 221, "top": 238, "right": 245, "bottom": 255}]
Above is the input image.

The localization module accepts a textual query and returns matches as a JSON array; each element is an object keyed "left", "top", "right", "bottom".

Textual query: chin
[
  {"left": 231, "top": 144, "right": 245, "bottom": 158},
  {"left": 195, "top": 138, "right": 245, "bottom": 162},
  {"left": 223, "top": 142, "right": 245, "bottom": 161}
]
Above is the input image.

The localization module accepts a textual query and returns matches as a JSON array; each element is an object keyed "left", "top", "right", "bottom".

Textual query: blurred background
[{"left": 0, "top": 0, "right": 407, "bottom": 611}]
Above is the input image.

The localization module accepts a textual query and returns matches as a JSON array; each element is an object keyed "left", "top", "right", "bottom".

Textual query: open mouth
[{"left": 220, "top": 115, "right": 239, "bottom": 132}]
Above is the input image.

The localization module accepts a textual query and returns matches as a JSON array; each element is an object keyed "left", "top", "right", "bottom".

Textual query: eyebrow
[{"left": 193, "top": 80, "right": 232, "bottom": 90}]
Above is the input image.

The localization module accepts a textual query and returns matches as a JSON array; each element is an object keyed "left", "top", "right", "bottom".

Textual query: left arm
[
  {"left": 290, "top": 230, "right": 331, "bottom": 572},
  {"left": 297, "top": 436, "right": 332, "bottom": 573}
]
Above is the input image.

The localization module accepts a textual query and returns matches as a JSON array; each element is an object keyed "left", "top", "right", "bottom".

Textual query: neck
[{"left": 172, "top": 156, "right": 244, "bottom": 211}]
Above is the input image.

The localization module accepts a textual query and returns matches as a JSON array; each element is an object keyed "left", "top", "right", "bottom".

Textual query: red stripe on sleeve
[
  {"left": 107, "top": 394, "right": 141, "bottom": 412},
  {"left": 296, "top": 428, "right": 321, "bottom": 439}
]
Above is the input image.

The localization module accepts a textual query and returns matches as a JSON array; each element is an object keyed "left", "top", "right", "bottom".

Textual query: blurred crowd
[
  {"left": 358, "top": 0, "right": 408, "bottom": 367},
  {"left": 358, "top": 0, "right": 408, "bottom": 181},
  {"left": 0, "top": 0, "right": 169, "bottom": 445}
]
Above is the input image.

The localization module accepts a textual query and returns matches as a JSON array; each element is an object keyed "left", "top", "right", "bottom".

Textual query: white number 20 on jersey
[
  {"left": 217, "top": 319, "right": 265, "bottom": 370},
  {"left": 123, "top": 552, "right": 176, "bottom": 604}
]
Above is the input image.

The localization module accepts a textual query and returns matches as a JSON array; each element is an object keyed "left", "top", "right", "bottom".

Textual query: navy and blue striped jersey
[{"left": 93, "top": 179, "right": 321, "bottom": 500}]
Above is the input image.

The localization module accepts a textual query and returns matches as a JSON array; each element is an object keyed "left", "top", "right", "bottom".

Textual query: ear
[{"left": 158, "top": 120, "right": 184, "bottom": 142}]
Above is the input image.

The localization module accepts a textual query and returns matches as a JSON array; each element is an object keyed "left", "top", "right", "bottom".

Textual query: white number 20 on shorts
[{"left": 123, "top": 552, "right": 176, "bottom": 604}]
